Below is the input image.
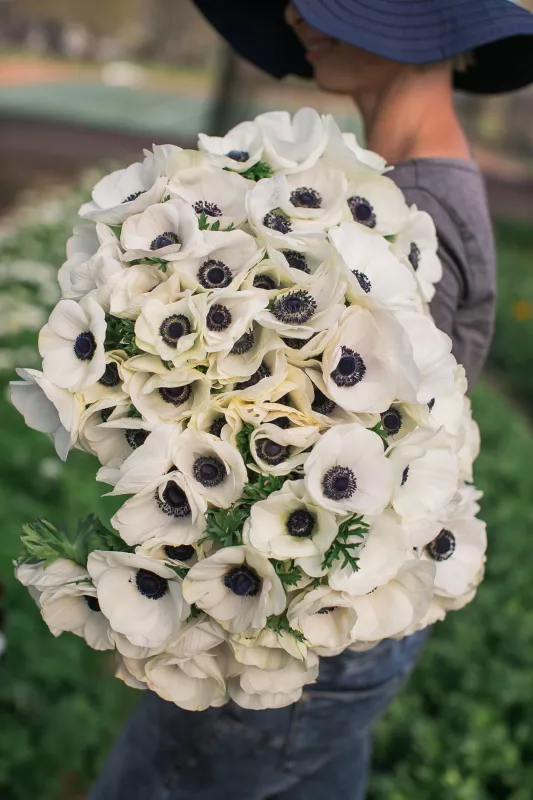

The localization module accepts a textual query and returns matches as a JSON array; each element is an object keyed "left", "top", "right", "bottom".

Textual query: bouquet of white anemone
[{"left": 10, "top": 108, "right": 486, "bottom": 711}]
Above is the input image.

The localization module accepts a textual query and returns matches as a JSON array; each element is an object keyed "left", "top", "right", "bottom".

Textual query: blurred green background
[{"left": 1, "top": 2, "right": 533, "bottom": 799}]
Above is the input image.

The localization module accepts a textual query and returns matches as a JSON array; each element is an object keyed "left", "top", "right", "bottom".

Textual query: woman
[{"left": 90, "top": 2, "right": 533, "bottom": 798}]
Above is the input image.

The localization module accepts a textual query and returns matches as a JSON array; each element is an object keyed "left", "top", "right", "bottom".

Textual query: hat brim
[{"left": 194, "top": 0, "right": 533, "bottom": 94}]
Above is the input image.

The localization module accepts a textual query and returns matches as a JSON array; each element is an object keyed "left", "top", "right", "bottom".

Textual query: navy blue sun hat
[{"left": 193, "top": 0, "right": 533, "bottom": 94}]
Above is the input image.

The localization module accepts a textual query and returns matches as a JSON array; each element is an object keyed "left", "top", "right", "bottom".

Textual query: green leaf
[
  {"left": 241, "top": 474, "right": 285, "bottom": 505},
  {"left": 104, "top": 316, "right": 141, "bottom": 357},
  {"left": 272, "top": 560, "right": 303, "bottom": 586},
  {"left": 371, "top": 421, "right": 389, "bottom": 444},
  {"left": 321, "top": 515, "right": 368, "bottom": 572},
  {"left": 198, "top": 506, "right": 249, "bottom": 548},
  {"left": 266, "top": 613, "right": 307, "bottom": 643},
  {"left": 198, "top": 211, "right": 209, "bottom": 230},
  {"left": 235, "top": 422, "right": 255, "bottom": 464},
  {"left": 241, "top": 161, "right": 273, "bottom": 181},
  {"left": 127, "top": 404, "right": 142, "bottom": 419},
  {"left": 210, "top": 220, "right": 221, "bottom": 232}
]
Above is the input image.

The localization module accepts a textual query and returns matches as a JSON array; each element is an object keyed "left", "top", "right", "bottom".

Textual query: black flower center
[
  {"left": 408, "top": 242, "right": 421, "bottom": 271},
  {"left": 234, "top": 362, "right": 271, "bottom": 391},
  {"left": 99, "top": 362, "right": 120, "bottom": 387},
  {"left": 330, "top": 347, "right": 366, "bottom": 388},
  {"left": 230, "top": 330, "right": 255, "bottom": 355},
  {"left": 282, "top": 336, "right": 306, "bottom": 350},
  {"left": 283, "top": 250, "right": 310, "bottom": 273},
  {"left": 381, "top": 407, "right": 402, "bottom": 436},
  {"left": 99, "top": 406, "right": 115, "bottom": 423},
  {"left": 84, "top": 595, "right": 101, "bottom": 612},
  {"left": 256, "top": 438, "right": 291, "bottom": 465},
  {"left": 316, "top": 606, "right": 337, "bottom": 615},
  {"left": 427, "top": 398, "right": 435, "bottom": 412},
  {"left": 158, "top": 385, "right": 192, "bottom": 406},
  {"left": 226, "top": 149, "right": 249, "bottom": 162},
  {"left": 150, "top": 231, "right": 180, "bottom": 250},
  {"left": 198, "top": 259, "right": 232, "bottom": 289},
  {"left": 224, "top": 565, "right": 261, "bottom": 597},
  {"left": 286, "top": 508, "right": 316, "bottom": 538},
  {"left": 164, "top": 544, "right": 195, "bottom": 562},
  {"left": 271, "top": 416, "right": 291, "bottom": 429},
  {"left": 253, "top": 274, "right": 277, "bottom": 290},
  {"left": 125, "top": 428, "right": 150, "bottom": 449},
  {"left": 263, "top": 209, "right": 292, "bottom": 234},
  {"left": 353, "top": 270, "right": 372, "bottom": 293},
  {"left": 193, "top": 455, "right": 226, "bottom": 487},
  {"left": 206, "top": 303, "right": 232, "bottom": 332},
  {"left": 157, "top": 480, "right": 192, "bottom": 518},
  {"left": 426, "top": 529, "right": 456, "bottom": 562},
  {"left": 123, "top": 190, "right": 145, "bottom": 204},
  {"left": 135, "top": 568, "right": 168, "bottom": 600},
  {"left": 272, "top": 290, "right": 317, "bottom": 325},
  {"left": 159, "top": 314, "right": 191, "bottom": 347},
  {"left": 290, "top": 187, "right": 322, "bottom": 209},
  {"left": 401, "top": 466, "right": 409, "bottom": 486},
  {"left": 348, "top": 196, "right": 376, "bottom": 228},
  {"left": 209, "top": 416, "right": 226, "bottom": 437},
  {"left": 74, "top": 331, "right": 96, "bottom": 361},
  {"left": 322, "top": 466, "right": 357, "bottom": 501},
  {"left": 311, "top": 387, "right": 336, "bottom": 416},
  {"left": 194, "top": 200, "right": 222, "bottom": 218}
]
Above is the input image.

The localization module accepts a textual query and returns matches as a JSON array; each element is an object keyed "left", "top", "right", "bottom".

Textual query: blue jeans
[{"left": 89, "top": 629, "right": 430, "bottom": 800}]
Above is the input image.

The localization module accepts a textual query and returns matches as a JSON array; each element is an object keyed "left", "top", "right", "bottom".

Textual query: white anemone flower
[
  {"left": 79, "top": 160, "right": 167, "bottom": 224},
  {"left": 38, "top": 296, "right": 106, "bottom": 392},
  {"left": 169, "top": 166, "right": 253, "bottom": 229},
  {"left": 396, "top": 310, "right": 456, "bottom": 403},
  {"left": 323, "top": 115, "right": 388, "bottom": 176},
  {"left": 230, "top": 626, "right": 307, "bottom": 668},
  {"left": 58, "top": 221, "right": 118, "bottom": 301},
  {"left": 249, "top": 424, "right": 319, "bottom": 476},
  {"left": 134, "top": 293, "right": 205, "bottom": 366},
  {"left": 257, "top": 269, "right": 346, "bottom": 340},
  {"left": 87, "top": 551, "right": 189, "bottom": 649},
  {"left": 201, "top": 289, "right": 268, "bottom": 353},
  {"left": 388, "top": 428, "right": 459, "bottom": 528},
  {"left": 391, "top": 205, "right": 442, "bottom": 303},
  {"left": 223, "top": 348, "right": 289, "bottom": 404},
  {"left": 288, "top": 368, "right": 364, "bottom": 429},
  {"left": 321, "top": 306, "right": 396, "bottom": 413},
  {"left": 457, "top": 409, "right": 480, "bottom": 483},
  {"left": 111, "top": 470, "right": 207, "bottom": 547},
  {"left": 142, "top": 143, "right": 184, "bottom": 178},
  {"left": 377, "top": 402, "right": 420, "bottom": 443},
  {"left": 344, "top": 172, "right": 410, "bottom": 236},
  {"left": 10, "top": 368, "right": 83, "bottom": 460},
  {"left": 135, "top": 650, "right": 228, "bottom": 711},
  {"left": 138, "top": 539, "right": 199, "bottom": 568},
  {"left": 171, "top": 428, "right": 247, "bottom": 508},
  {"left": 129, "top": 363, "right": 210, "bottom": 425},
  {"left": 198, "top": 120, "right": 264, "bottom": 172},
  {"left": 208, "top": 325, "right": 282, "bottom": 383},
  {"left": 287, "top": 586, "right": 358, "bottom": 654},
  {"left": 175, "top": 229, "right": 263, "bottom": 292},
  {"left": 188, "top": 401, "right": 242, "bottom": 447},
  {"left": 255, "top": 107, "right": 327, "bottom": 172},
  {"left": 422, "top": 513, "right": 487, "bottom": 598},
  {"left": 341, "top": 130, "right": 389, "bottom": 173},
  {"left": 77, "top": 397, "right": 137, "bottom": 467},
  {"left": 182, "top": 546, "right": 286, "bottom": 634},
  {"left": 243, "top": 479, "right": 337, "bottom": 565},
  {"left": 229, "top": 650, "right": 319, "bottom": 710},
  {"left": 266, "top": 237, "right": 332, "bottom": 284},
  {"left": 328, "top": 511, "right": 413, "bottom": 596},
  {"left": 121, "top": 199, "right": 204, "bottom": 262},
  {"left": 350, "top": 558, "right": 435, "bottom": 642},
  {"left": 15, "top": 557, "right": 88, "bottom": 594},
  {"left": 329, "top": 222, "right": 416, "bottom": 311},
  {"left": 423, "top": 365, "right": 468, "bottom": 438},
  {"left": 280, "top": 162, "right": 347, "bottom": 230},
  {"left": 81, "top": 349, "right": 127, "bottom": 404},
  {"left": 39, "top": 582, "right": 114, "bottom": 651},
  {"left": 304, "top": 423, "right": 393, "bottom": 515},
  {"left": 98, "top": 422, "right": 182, "bottom": 495},
  {"left": 246, "top": 174, "right": 328, "bottom": 250},
  {"left": 105, "top": 262, "right": 167, "bottom": 320}
]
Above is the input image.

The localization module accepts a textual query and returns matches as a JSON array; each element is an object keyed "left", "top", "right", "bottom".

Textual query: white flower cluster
[{"left": 11, "top": 109, "right": 486, "bottom": 711}]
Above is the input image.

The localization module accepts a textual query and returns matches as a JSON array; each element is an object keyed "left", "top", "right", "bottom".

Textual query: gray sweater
[{"left": 390, "top": 158, "right": 496, "bottom": 390}]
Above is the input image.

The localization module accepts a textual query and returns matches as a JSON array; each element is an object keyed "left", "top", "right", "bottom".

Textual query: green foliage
[
  {"left": 370, "top": 421, "right": 389, "bottom": 443},
  {"left": 127, "top": 404, "right": 142, "bottom": 419},
  {"left": 241, "top": 474, "right": 285, "bottom": 505},
  {"left": 266, "top": 613, "right": 306, "bottom": 643},
  {"left": 235, "top": 422, "right": 255, "bottom": 464},
  {"left": 104, "top": 316, "right": 141, "bottom": 356},
  {"left": 321, "top": 515, "right": 368, "bottom": 571},
  {"left": 199, "top": 506, "right": 248, "bottom": 548},
  {"left": 241, "top": 161, "right": 273, "bottom": 181},
  {"left": 272, "top": 560, "right": 303, "bottom": 586},
  {"left": 19, "top": 515, "right": 132, "bottom": 569}
]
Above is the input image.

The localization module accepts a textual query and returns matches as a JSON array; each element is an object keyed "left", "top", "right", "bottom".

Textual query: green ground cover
[{"left": 0, "top": 189, "right": 531, "bottom": 799}]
